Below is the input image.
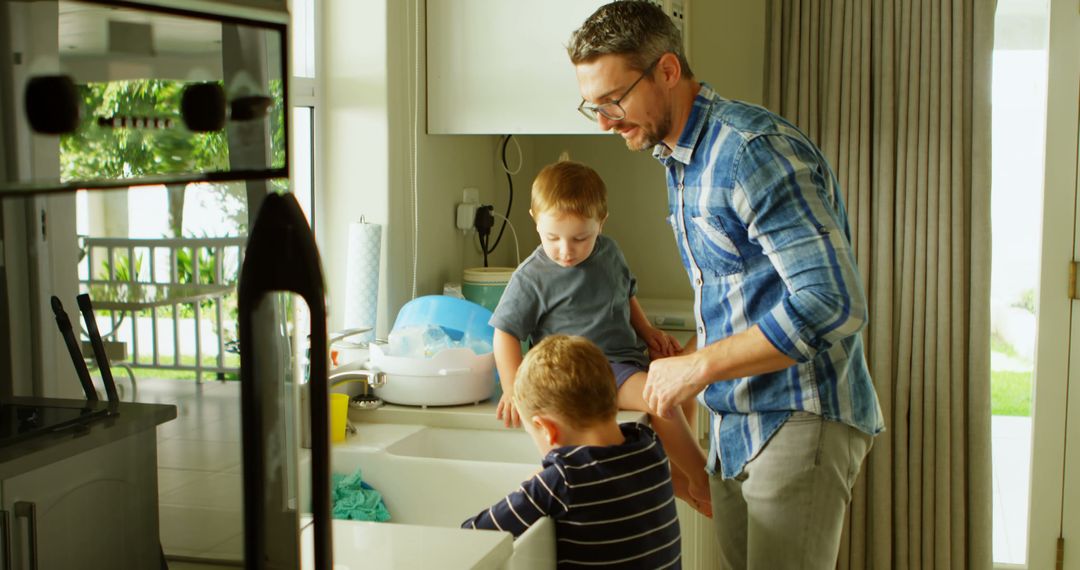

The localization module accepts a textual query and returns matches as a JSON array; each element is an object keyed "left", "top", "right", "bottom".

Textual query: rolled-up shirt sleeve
[{"left": 733, "top": 134, "right": 868, "bottom": 362}]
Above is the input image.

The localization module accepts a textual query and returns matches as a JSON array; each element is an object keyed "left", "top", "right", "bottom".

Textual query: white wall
[
  {"left": 318, "top": 0, "right": 509, "bottom": 336},
  {"left": 318, "top": 0, "right": 767, "bottom": 331}
]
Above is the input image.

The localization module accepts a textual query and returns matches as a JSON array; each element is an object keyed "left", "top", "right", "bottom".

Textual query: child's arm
[
  {"left": 629, "top": 296, "right": 681, "bottom": 359},
  {"left": 494, "top": 328, "right": 524, "bottom": 428},
  {"left": 460, "top": 464, "right": 568, "bottom": 536}
]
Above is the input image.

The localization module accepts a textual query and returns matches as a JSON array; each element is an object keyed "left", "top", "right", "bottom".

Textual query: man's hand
[
  {"left": 642, "top": 327, "right": 682, "bottom": 359},
  {"left": 496, "top": 392, "right": 521, "bottom": 428},
  {"left": 643, "top": 352, "right": 707, "bottom": 419}
]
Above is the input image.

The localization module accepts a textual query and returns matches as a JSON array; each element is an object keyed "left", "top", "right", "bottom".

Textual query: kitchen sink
[
  {"left": 384, "top": 426, "right": 539, "bottom": 465},
  {"left": 327, "top": 445, "right": 536, "bottom": 527},
  {"left": 298, "top": 430, "right": 556, "bottom": 569}
]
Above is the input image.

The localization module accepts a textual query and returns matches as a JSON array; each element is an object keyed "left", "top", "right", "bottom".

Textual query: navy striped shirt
[
  {"left": 652, "top": 83, "right": 885, "bottom": 478},
  {"left": 461, "top": 423, "right": 681, "bottom": 569}
]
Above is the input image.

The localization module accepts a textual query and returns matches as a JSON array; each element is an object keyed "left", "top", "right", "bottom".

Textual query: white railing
[{"left": 77, "top": 235, "right": 247, "bottom": 383}]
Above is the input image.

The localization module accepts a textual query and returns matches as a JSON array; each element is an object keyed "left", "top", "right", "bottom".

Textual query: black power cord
[
  {"left": 476, "top": 135, "right": 515, "bottom": 266},
  {"left": 474, "top": 205, "right": 495, "bottom": 267}
]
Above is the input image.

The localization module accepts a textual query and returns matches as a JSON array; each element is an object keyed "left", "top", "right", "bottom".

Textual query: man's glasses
[{"left": 577, "top": 61, "right": 658, "bottom": 122}]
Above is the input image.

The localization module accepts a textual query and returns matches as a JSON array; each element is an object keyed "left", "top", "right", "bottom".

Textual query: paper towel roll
[{"left": 343, "top": 220, "right": 382, "bottom": 343}]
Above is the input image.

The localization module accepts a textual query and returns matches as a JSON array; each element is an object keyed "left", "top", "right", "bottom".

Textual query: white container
[{"left": 368, "top": 344, "right": 495, "bottom": 406}]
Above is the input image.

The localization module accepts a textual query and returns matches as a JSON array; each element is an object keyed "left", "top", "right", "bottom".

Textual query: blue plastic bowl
[{"left": 391, "top": 295, "right": 494, "bottom": 344}]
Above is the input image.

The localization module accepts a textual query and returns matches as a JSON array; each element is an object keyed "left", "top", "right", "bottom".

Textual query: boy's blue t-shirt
[
  {"left": 461, "top": 422, "right": 682, "bottom": 569},
  {"left": 490, "top": 235, "right": 648, "bottom": 368}
]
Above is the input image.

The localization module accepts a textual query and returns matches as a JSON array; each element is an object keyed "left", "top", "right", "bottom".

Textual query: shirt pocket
[{"left": 686, "top": 215, "right": 743, "bottom": 277}]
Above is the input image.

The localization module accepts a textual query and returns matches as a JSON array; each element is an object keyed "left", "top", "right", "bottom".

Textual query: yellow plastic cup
[{"left": 330, "top": 393, "right": 350, "bottom": 443}]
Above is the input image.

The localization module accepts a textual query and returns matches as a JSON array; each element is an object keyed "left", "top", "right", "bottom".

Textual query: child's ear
[{"left": 532, "top": 414, "right": 561, "bottom": 447}]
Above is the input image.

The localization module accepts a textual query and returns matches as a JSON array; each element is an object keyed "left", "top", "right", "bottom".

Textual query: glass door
[{"left": 989, "top": 0, "right": 1050, "bottom": 565}]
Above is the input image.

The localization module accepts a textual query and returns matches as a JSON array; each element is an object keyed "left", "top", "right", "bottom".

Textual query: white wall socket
[{"left": 456, "top": 187, "right": 481, "bottom": 231}]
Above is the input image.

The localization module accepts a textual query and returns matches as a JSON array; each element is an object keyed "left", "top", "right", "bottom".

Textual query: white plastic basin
[{"left": 369, "top": 345, "right": 496, "bottom": 406}]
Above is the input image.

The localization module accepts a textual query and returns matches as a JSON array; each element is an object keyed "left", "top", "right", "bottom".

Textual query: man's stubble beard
[{"left": 625, "top": 111, "right": 671, "bottom": 152}]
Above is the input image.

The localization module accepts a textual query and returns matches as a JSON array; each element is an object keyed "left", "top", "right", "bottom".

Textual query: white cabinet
[
  {"left": 426, "top": 0, "right": 609, "bottom": 134},
  {"left": 0, "top": 430, "right": 160, "bottom": 570}
]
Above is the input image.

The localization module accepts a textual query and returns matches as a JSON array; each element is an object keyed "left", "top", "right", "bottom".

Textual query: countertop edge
[{"left": 0, "top": 398, "right": 177, "bottom": 479}]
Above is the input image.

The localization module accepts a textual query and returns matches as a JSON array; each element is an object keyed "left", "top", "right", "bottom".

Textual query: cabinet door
[
  {"left": 2, "top": 431, "right": 159, "bottom": 570},
  {"left": 426, "top": 0, "right": 608, "bottom": 134}
]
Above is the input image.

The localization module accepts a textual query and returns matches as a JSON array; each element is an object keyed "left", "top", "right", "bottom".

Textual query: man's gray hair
[{"left": 567, "top": 1, "right": 693, "bottom": 78}]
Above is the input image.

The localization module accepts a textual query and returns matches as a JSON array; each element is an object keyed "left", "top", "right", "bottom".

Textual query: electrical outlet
[
  {"left": 456, "top": 187, "right": 481, "bottom": 231},
  {"left": 457, "top": 203, "right": 478, "bottom": 231},
  {"left": 462, "top": 187, "right": 479, "bottom": 204}
]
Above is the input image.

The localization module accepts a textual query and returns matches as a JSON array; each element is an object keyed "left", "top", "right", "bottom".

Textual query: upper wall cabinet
[
  {"left": 426, "top": 0, "right": 610, "bottom": 135},
  {"left": 0, "top": 0, "right": 289, "bottom": 196}
]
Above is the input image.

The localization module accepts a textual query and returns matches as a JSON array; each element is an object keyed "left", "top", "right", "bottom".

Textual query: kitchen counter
[
  {"left": 349, "top": 397, "right": 647, "bottom": 430},
  {"left": 0, "top": 397, "right": 176, "bottom": 479},
  {"left": 301, "top": 518, "right": 513, "bottom": 570},
  {"left": 0, "top": 397, "right": 176, "bottom": 569}
]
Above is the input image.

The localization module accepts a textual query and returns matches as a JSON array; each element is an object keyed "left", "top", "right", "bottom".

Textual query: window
[{"left": 990, "top": 0, "right": 1050, "bottom": 564}]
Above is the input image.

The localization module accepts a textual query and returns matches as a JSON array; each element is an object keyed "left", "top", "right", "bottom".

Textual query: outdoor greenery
[
  {"left": 991, "top": 330, "right": 1024, "bottom": 360},
  {"left": 132, "top": 354, "right": 240, "bottom": 381},
  {"left": 61, "top": 80, "right": 230, "bottom": 181},
  {"left": 100, "top": 251, "right": 143, "bottom": 283},
  {"left": 991, "top": 370, "right": 1032, "bottom": 417},
  {"left": 990, "top": 331, "right": 1033, "bottom": 417},
  {"left": 1011, "top": 288, "right": 1037, "bottom": 315},
  {"left": 61, "top": 77, "right": 287, "bottom": 376},
  {"left": 60, "top": 77, "right": 288, "bottom": 234}
]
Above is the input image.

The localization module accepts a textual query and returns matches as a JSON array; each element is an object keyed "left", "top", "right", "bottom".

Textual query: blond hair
[
  {"left": 531, "top": 160, "right": 608, "bottom": 221},
  {"left": 514, "top": 335, "right": 618, "bottom": 428}
]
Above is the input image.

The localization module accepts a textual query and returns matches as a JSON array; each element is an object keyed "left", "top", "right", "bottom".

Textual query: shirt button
[
  {"left": 695, "top": 277, "right": 702, "bottom": 286},
  {"left": 698, "top": 326, "right": 705, "bottom": 334},
  {"left": 678, "top": 183, "right": 684, "bottom": 190}
]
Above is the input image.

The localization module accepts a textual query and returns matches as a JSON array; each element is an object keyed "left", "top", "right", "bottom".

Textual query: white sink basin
[
  {"left": 298, "top": 429, "right": 556, "bottom": 569},
  {"left": 301, "top": 519, "right": 514, "bottom": 570},
  {"left": 385, "top": 426, "right": 539, "bottom": 465},
  {"left": 329, "top": 445, "right": 536, "bottom": 527}
]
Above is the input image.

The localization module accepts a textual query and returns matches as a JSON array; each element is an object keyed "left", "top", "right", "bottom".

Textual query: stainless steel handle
[
  {"left": 1, "top": 510, "right": 12, "bottom": 570},
  {"left": 328, "top": 327, "right": 373, "bottom": 347},
  {"left": 13, "top": 502, "right": 37, "bottom": 570}
]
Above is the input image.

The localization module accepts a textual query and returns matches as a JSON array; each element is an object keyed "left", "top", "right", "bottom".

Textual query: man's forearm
[{"left": 696, "top": 325, "right": 798, "bottom": 383}]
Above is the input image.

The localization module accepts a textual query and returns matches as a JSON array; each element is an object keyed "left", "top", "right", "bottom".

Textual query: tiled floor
[
  {"left": 139, "top": 377, "right": 244, "bottom": 564},
  {"left": 991, "top": 415, "right": 1031, "bottom": 565}
]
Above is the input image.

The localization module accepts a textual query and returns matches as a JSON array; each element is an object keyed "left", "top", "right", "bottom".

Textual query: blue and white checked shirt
[{"left": 653, "top": 84, "right": 885, "bottom": 478}]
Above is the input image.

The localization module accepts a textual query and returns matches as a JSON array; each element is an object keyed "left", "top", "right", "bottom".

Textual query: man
[{"left": 568, "top": 2, "right": 885, "bottom": 569}]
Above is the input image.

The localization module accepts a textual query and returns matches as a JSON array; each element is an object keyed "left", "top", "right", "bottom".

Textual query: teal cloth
[{"left": 331, "top": 469, "right": 391, "bottom": 522}]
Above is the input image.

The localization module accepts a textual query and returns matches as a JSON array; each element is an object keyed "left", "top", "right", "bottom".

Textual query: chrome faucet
[
  {"left": 298, "top": 365, "right": 387, "bottom": 449},
  {"left": 326, "top": 369, "right": 386, "bottom": 438},
  {"left": 328, "top": 368, "right": 387, "bottom": 411}
]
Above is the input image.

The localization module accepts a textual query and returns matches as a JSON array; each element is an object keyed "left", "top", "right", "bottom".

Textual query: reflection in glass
[{"left": 0, "top": 0, "right": 288, "bottom": 194}]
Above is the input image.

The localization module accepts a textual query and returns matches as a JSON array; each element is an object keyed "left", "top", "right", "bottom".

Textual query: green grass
[
  {"left": 131, "top": 354, "right": 240, "bottom": 381},
  {"left": 989, "top": 330, "right": 1033, "bottom": 417},
  {"left": 991, "top": 369, "right": 1032, "bottom": 417}
]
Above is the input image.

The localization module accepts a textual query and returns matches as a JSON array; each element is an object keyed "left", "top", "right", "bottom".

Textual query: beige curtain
[{"left": 765, "top": 0, "right": 994, "bottom": 568}]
